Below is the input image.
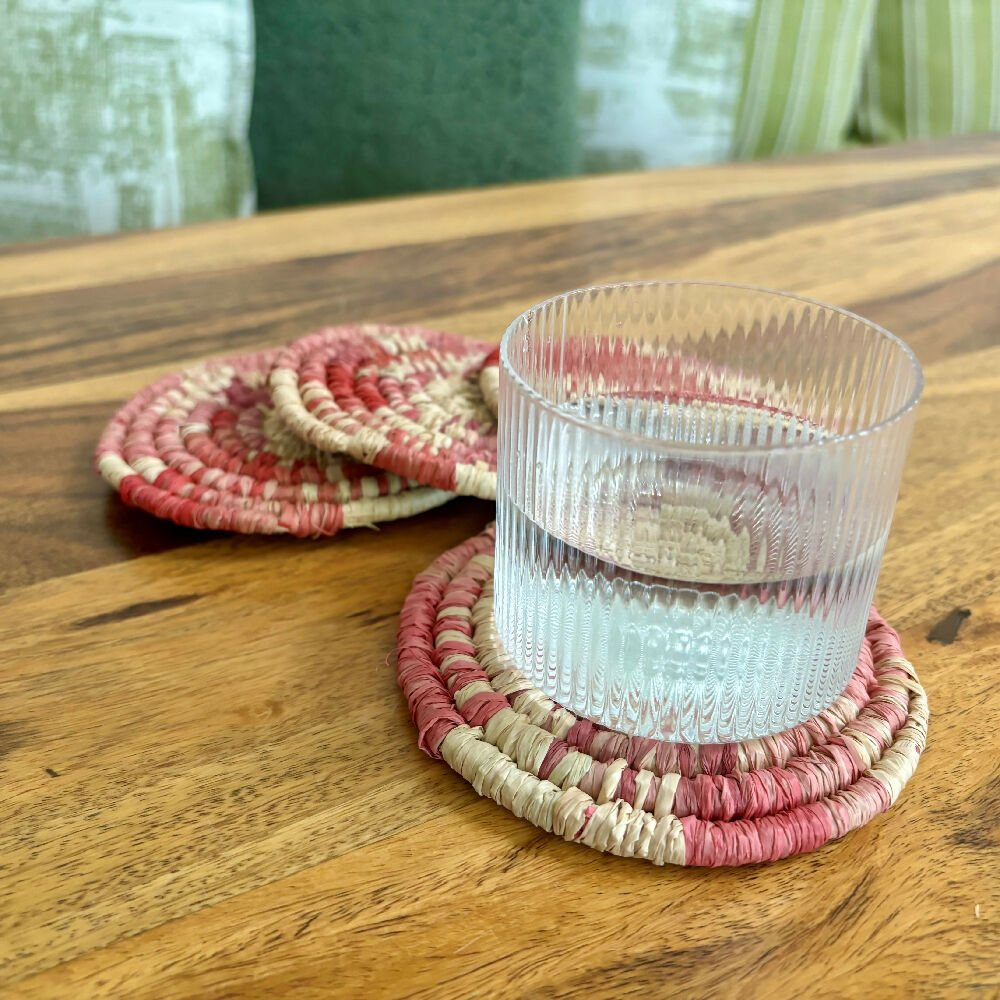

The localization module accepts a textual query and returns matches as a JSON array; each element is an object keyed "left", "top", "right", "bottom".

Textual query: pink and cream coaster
[
  {"left": 271, "top": 325, "right": 498, "bottom": 500},
  {"left": 397, "top": 525, "right": 929, "bottom": 867},
  {"left": 96, "top": 349, "right": 453, "bottom": 536}
]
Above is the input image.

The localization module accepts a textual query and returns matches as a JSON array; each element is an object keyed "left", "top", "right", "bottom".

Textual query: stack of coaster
[
  {"left": 97, "top": 326, "right": 499, "bottom": 535},
  {"left": 397, "top": 525, "right": 929, "bottom": 867}
]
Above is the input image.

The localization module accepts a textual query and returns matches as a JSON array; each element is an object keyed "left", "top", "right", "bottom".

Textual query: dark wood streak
[
  {"left": 0, "top": 720, "right": 34, "bottom": 761},
  {"left": 827, "top": 869, "right": 876, "bottom": 922},
  {"left": 0, "top": 405, "right": 218, "bottom": 592},
  {"left": 71, "top": 594, "right": 205, "bottom": 630},
  {"left": 854, "top": 258, "right": 1000, "bottom": 365},
  {"left": 948, "top": 774, "right": 1000, "bottom": 850},
  {"left": 928, "top": 608, "right": 972, "bottom": 644}
]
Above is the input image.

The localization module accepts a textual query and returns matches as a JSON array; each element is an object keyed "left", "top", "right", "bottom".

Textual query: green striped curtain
[
  {"left": 732, "top": 0, "right": 878, "bottom": 159},
  {"left": 856, "top": 0, "right": 1000, "bottom": 144},
  {"left": 733, "top": 0, "right": 1000, "bottom": 160}
]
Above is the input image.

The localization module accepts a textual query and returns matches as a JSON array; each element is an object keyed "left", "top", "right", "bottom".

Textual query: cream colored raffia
[{"left": 479, "top": 347, "right": 500, "bottom": 415}]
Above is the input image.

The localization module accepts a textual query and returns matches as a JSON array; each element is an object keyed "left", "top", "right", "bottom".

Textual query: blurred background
[{"left": 2, "top": 0, "right": 998, "bottom": 245}]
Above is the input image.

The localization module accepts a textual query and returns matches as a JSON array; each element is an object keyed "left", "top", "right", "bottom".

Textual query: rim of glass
[{"left": 500, "top": 279, "right": 924, "bottom": 456}]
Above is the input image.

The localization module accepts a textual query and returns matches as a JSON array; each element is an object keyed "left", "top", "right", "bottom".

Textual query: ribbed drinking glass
[{"left": 494, "top": 281, "right": 922, "bottom": 743}]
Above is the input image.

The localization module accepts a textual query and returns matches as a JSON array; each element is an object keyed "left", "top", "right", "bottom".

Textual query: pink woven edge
[
  {"left": 270, "top": 324, "right": 498, "bottom": 499},
  {"left": 397, "top": 526, "right": 929, "bottom": 867},
  {"left": 95, "top": 348, "right": 453, "bottom": 537}
]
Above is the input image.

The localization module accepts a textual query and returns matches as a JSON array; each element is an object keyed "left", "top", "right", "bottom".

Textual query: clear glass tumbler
[{"left": 494, "top": 281, "right": 922, "bottom": 743}]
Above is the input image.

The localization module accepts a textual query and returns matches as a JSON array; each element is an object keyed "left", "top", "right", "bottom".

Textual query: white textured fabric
[
  {"left": 577, "top": 0, "right": 755, "bottom": 171},
  {"left": 0, "top": 0, "right": 255, "bottom": 242}
]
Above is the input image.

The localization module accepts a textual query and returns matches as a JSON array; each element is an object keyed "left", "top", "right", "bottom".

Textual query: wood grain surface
[{"left": 1, "top": 138, "right": 999, "bottom": 999}]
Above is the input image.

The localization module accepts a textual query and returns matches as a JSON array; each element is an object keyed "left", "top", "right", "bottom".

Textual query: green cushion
[
  {"left": 250, "top": 0, "right": 582, "bottom": 210},
  {"left": 0, "top": 0, "right": 255, "bottom": 244}
]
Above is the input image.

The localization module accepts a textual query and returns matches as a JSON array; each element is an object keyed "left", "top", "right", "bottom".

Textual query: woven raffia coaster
[
  {"left": 270, "top": 325, "right": 498, "bottom": 500},
  {"left": 96, "top": 349, "right": 454, "bottom": 536},
  {"left": 397, "top": 525, "right": 929, "bottom": 867}
]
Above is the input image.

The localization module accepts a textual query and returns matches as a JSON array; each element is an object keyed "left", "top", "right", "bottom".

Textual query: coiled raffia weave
[
  {"left": 96, "top": 349, "right": 453, "bottom": 536},
  {"left": 397, "top": 524, "right": 929, "bottom": 867},
  {"left": 478, "top": 345, "right": 500, "bottom": 415},
  {"left": 270, "top": 325, "right": 498, "bottom": 499}
]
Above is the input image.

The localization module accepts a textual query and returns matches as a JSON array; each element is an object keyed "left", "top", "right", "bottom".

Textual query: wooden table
[{"left": 2, "top": 137, "right": 999, "bottom": 999}]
